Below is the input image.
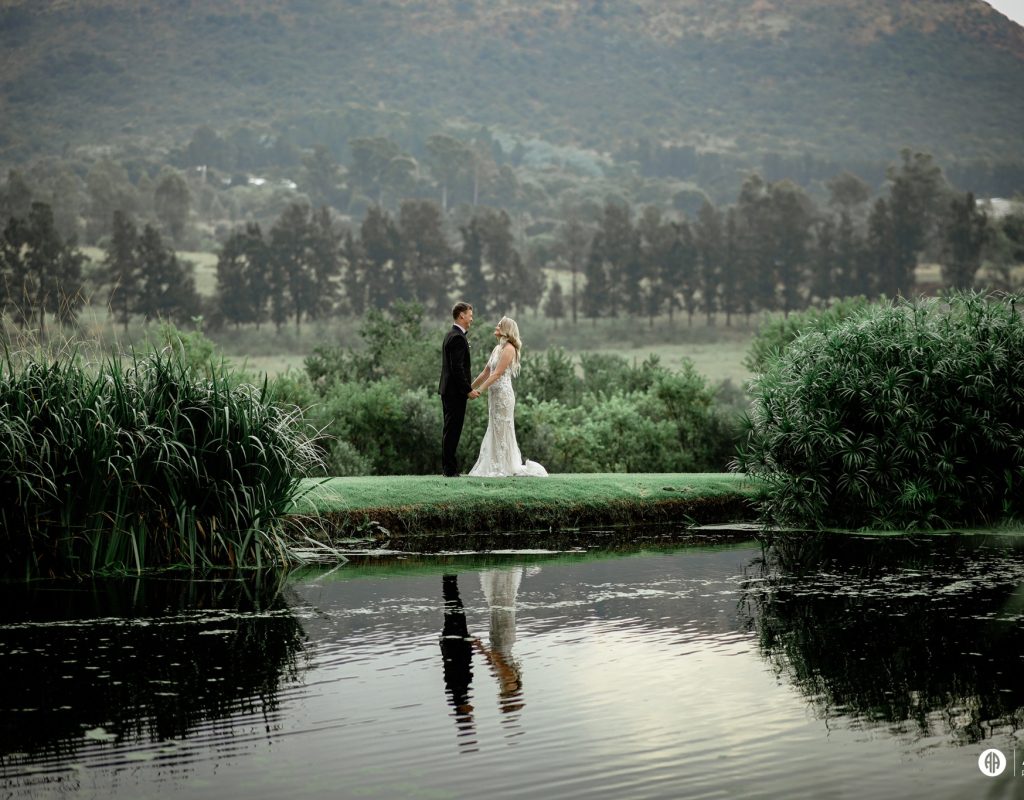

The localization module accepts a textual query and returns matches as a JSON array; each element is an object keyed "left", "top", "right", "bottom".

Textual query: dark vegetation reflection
[
  {"left": 0, "top": 573, "right": 306, "bottom": 766},
  {"left": 741, "top": 533, "right": 1024, "bottom": 743}
]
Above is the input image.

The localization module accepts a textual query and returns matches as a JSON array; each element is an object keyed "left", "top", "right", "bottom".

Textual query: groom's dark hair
[{"left": 452, "top": 301, "right": 473, "bottom": 320}]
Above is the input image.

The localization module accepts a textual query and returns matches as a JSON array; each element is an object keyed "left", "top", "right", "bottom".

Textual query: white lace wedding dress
[{"left": 469, "top": 345, "right": 549, "bottom": 478}]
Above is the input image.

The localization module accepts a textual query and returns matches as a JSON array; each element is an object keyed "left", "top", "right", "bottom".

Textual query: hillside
[{"left": 1, "top": 0, "right": 1023, "bottom": 167}]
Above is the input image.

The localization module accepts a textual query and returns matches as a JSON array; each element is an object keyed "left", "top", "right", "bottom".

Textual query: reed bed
[{"left": 0, "top": 344, "right": 322, "bottom": 577}]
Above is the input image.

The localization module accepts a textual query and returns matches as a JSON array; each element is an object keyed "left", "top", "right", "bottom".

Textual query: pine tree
[
  {"left": 694, "top": 201, "right": 723, "bottom": 324},
  {"left": 136, "top": 224, "right": 200, "bottom": 325},
  {"left": 459, "top": 215, "right": 489, "bottom": 317},
  {"left": 102, "top": 210, "right": 141, "bottom": 332},
  {"left": 581, "top": 243, "right": 609, "bottom": 324},
  {"left": 360, "top": 206, "right": 400, "bottom": 310},
  {"left": 0, "top": 202, "right": 84, "bottom": 333},
  {"left": 556, "top": 215, "right": 590, "bottom": 326},
  {"left": 543, "top": 279, "right": 566, "bottom": 329},
  {"left": 341, "top": 230, "right": 366, "bottom": 316},
  {"left": 941, "top": 192, "right": 990, "bottom": 290},
  {"left": 308, "top": 206, "right": 342, "bottom": 320},
  {"left": 269, "top": 203, "right": 315, "bottom": 333},
  {"left": 399, "top": 199, "right": 452, "bottom": 314}
]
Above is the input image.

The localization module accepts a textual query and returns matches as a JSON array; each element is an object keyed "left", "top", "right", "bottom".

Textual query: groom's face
[{"left": 458, "top": 309, "right": 474, "bottom": 329}]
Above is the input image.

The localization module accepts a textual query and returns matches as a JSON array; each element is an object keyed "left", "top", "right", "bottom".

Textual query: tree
[
  {"left": 307, "top": 206, "right": 342, "bottom": 320},
  {"left": 474, "top": 208, "right": 524, "bottom": 315},
  {"left": 136, "top": 224, "right": 200, "bottom": 325},
  {"left": 885, "top": 149, "right": 950, "bottom": 296},
  {"left": 669, "top": 219, "right": 698, "bottom": 327},
  {"left": 101, "top": 210, "right": 141, "bottom": 331},
  {"left": 360, "top": 206, "right": 400, "bottom": 310},
  {"left": 0, "top": 169, "right": 33, "bottom": 223},
  {"left": 941, "top": 192, "right": 989, "bottom": 290},
  {"left": 556, "top": 215, "right": 590, "bottom": 326},
  {"left": 459, "top": 214, "right": 490, "bottom": 317},
  {"left": 826, "top": 170, "right": 871, "bottom": 212},
  {"left": 341, "top": 230, "right": 366, "bottom": 316},
  {"left": 301, "top": 145, "right": 344, "bottom": 209},
  {"left": 543, "top": 280, "right": 566, "bottom": 328},
  {"left": 153, "top": 169, "right": 191, "bottom": 243},
  {"left": 809, "top": 216, "right": 838, "bottom": 303},
  {"left": 269, "top": 203, "right": 315, "bottom": 333},
  {"left": 693, "top": 201, "right": 723, "bottom": 324},
  {"left": 768, "top": 180, "right": 813, "bottom": 315},
  {"left": 834, "top": 210, "right": 866, "bottom": 298},
  {"left": 720, "top": 209, "right": 741, "bottom": 326},
  {"left": 348, "top": 137, "right": 404, "bottom": 206},
  {"left": 183, "top": 125, "right": 233, "bottom": 170},
  {"left": 85, "top": 160, "right": 138, "bottom": 242},
  {"left": 581, "top": 244, "right": 610, "bottom": 323},
  {"left": 0, "top": 202, "right": 84, "bottom": 333},
  {"left": 399, "top": 199, "right": 452, "bottom": 314},
  {"left": 736, "top": 174, "right": 776, "bottom": 314},
  {"left": 425, "top": 134, "right": 470, "bottom": 213},
  {"left": 216, "top": 224, "right": 270, "bottom": 328},
  {"left": 637, "top": 205, "right": 675, "bottom": 326},
  {"left": 866, "top": 197, "right": 896, "bottom": 297},
  {"left": 594, "top": 200, "right": 639, "bottom": 316}
]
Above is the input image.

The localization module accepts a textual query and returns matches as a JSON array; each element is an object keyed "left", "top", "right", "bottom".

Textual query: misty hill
[{"left": 1, "top": 0, "right": 1023, "bottom": 169}]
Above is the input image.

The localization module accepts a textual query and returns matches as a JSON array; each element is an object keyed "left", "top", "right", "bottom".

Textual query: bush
[
  {"left": 300, "top": 307, "right": 743, "bottom": 476},
  {"left": 744, "top": 296, "right": 871, "bottom": 373},
  {"left": 316, "top": 379, "right": 442, "bottom": 475},
  {"left": 0, "top": 347, "right": 321, "bottom": 576},
  {"left": 734, "top": 293, "right": 1024, "bottom": 529}
]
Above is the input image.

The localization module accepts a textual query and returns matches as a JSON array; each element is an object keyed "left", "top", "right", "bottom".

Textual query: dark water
[{"left": 3, "top": 533, "right": 1024, "bottom": 799}]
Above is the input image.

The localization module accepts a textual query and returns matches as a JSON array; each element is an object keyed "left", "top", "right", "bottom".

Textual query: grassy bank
[{"left": 288, "top": 473, "right": 761, "bottom": 548}]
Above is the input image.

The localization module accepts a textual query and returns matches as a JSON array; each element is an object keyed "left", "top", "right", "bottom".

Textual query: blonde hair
[{"left": 496, "top": 316, "right": 522, "bottom": 377}]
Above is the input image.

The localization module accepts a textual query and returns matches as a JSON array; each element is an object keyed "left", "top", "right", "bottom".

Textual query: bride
[{"left": 468, "top": 317, "right": 548, "bottom": 478}]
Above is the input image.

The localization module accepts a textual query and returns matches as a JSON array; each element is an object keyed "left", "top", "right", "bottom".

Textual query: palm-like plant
[{"left": 734, "top": 293, "right": 1024, "bottom": 529}]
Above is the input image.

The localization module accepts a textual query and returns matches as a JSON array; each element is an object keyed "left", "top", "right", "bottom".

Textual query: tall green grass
[
  {"left": 734, "top": 293, "right": 1024, "bottom": 529},
  {"left": 0, "top": 344, "right": 323, "bottom": 577}
]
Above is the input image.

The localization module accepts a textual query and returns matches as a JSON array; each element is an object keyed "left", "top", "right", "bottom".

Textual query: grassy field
[
  {"left": 289, "top": 472, "right": 761, "bottom": 545},
  {"left": 67, "top": 252, "right": 759, "bottom": 387}
]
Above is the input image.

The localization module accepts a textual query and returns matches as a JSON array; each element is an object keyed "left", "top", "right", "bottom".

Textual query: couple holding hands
[{"left": 438, "top": 301, "right": 548, "bottom": 479}]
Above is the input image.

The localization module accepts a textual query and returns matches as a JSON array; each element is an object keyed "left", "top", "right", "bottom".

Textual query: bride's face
[{"left": 493, "top": 323, "right": 501, "bottom": 339}]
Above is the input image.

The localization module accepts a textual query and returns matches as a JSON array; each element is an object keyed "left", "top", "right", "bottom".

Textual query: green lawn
[{"left": 290, "top": 472, "right": 760, "bottom": 539}]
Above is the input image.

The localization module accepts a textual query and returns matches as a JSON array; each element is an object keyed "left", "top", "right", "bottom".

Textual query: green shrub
[
  {"left": 744, "top": 296, "right": 871, "bottom": 373},
  {"left": 516, "top": 346, "right": 578, "bottom": 405},
  {"left": 300, "top": 307, "right": 743, "bottom": 476},
  {"left": 734, "top": 293, "right": 1024, "bottom": 529},
  {"left": 0, "top": 347, "right": 321, "bottom": 577},
  {"left": 305, "top": 301, "right": 441, "bottom": 392},
  {"left": 316, "top": 379, "right": 443, "bottom": 475}
]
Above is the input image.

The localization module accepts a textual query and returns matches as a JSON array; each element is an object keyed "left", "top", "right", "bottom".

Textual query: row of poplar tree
[
  {"left": 0, "top": 151, "right": 1008, "bottom": 334},
  {"left": 209, "top": 151, "right": 996, "bottom": 331},
  {"left": 0, "top": 203, "right": 199, "bottom": 335}
]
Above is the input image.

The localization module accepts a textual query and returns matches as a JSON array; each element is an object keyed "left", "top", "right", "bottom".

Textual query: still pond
[{"left": 2, "top": 531, "right": 1024, "bottom": 799}]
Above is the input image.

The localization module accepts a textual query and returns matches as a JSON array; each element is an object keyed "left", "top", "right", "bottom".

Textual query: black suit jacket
[{"left": 438, "top": 325, "right": 472, "bottom": 397}]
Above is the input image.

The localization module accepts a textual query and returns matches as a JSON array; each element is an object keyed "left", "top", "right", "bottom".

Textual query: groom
[{"left": 438, "top": 301, "right": 480, "bottom": 477}]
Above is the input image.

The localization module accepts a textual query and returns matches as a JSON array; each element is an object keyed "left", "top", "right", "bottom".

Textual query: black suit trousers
[{"left": 441, "top": 393, "right": 468, "bottom": 477}]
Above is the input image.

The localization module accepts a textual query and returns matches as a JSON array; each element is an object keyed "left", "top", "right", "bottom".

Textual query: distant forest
[{"left": 2, "top": 132, "right": 1022, "bottom": 338}]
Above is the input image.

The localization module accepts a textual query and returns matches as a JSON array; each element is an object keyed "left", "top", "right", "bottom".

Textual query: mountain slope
[{"left": 0, "top": 0, "right": 1022, "bottom": 164}]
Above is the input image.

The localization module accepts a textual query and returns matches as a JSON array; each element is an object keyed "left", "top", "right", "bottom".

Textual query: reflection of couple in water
[{"left": 439, "top": 568, "right": 525, "bottom": 749}]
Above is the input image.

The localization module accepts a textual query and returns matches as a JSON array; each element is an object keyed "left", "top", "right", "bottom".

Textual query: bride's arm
[
  {"left": 472, "top": 364, "right": 491, "bottom": 390},
  {"left": 477, "top": 344, "right": 515, "bottom": 392}
]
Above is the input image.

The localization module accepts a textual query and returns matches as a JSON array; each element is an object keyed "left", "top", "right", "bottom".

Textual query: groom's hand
[{"left": 468, "top": 389, "right": 481, "bottom": 399}]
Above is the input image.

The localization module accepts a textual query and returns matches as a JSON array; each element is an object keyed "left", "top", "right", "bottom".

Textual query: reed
[
  {"left": 0, "top": 343, "right": 323, "bottom": 577},
  {"left": 734, "top": 292, "right": 1024, "bottom": 529}
]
